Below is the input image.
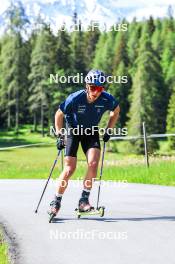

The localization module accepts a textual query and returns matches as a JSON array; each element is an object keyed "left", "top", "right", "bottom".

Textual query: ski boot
[
  {"left": 78, "top": 190, "right": 92, "bottom": 212},
  {"left": 48, "top": 196, "right": 62, "bottom": 223},
  {"left": 78, "top": 197, "right": 92, "bottom": 212},
  {"left": 75, "top": 191, "right": 105, "bottom": 219},
  {"left": 75, "top": 190, "right": 94, "bottom": 218}
]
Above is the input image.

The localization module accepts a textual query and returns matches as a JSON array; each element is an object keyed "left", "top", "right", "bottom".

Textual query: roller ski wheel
[
  {"left": 49, "top": 212, "right": 56, "bottom": 223},
  {"left": 48, "top": 208, "right": 59, "bottom": 223},
  {"left": 77, "top": 212, "right": 81, "bottom": 219},
  {"left": 98, "top": 206, "right": 105, "bottom": 217}
]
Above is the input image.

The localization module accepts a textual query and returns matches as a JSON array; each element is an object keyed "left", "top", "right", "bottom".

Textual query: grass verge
[
  {"left": 0, "top": 230, "right": 9, "bottom": 264},
  {"left": 0, "top": 145, "right": 175, "bottom": 186}
]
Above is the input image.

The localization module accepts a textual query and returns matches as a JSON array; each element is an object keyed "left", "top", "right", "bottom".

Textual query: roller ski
[
  {"left": 75, "top": 191, "right": 105, "bottom": 219},
  {"left": 48, "top": 196, "right": 62, "bottom": 223},
  {"left": 75, "top": 142, "right": 106, "bottom": 219},
  {"left": 75, "top": 205, "right": 105, "bottom": 219}
]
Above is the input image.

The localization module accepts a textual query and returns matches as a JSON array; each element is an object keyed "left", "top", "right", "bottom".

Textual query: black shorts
[{"left": 65, "top": 133, "right": 101, "bottom": 157}]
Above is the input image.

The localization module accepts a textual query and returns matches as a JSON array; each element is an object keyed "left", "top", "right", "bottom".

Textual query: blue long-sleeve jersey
[{"left": 59, "top": 90, "right": 119, "bottom": 128}]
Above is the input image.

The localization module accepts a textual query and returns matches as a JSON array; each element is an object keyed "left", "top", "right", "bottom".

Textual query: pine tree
[
  {"left": 161, "top": 17, "right": 174, "bottom": 48},
  {"left": 92, "top": 32, "right": 108, "bottom": 71},
  {"left": 28, "top": 25, "right": 56, "bottom": 135},
  {"left": 110, "top": 61, "right": 131, "bottom": 127},
  {"left": 166, "top": 60, "right": 175, "bottom": 90},
  {"left": 84, "top": 22, "right": 100, "bottom": 70},
  {"left": 70, "top": 21, "right": 86, "bottom": 76},
  {"left": 127, "top": 20, "right": 142, "bottom": 64},
  {"left": 166, "top": 86, "right": 175, "bottom": 149},
  {"left": 146, "top": 16, "right": 156, "bottom": 35},
  {"left": 51, "top": 26, "right": 74, "bottom": 116},
  {"left": 0, "top": 1, "right": 29, "bottom": 132},
  {"left": 111, "top": 30, "right": 131, "bottom": 127},
  {"left": 166, "top": 59, "right": 175, "bottom": 149},
  {"left": 5, "top": 1, "right": 29, "bottom": 34},
  {"left": 161, "top": 30, "right": 175, "bottom": 97},
  {"left": 113, "top": 31, "right": 129, "bottom": 71},
  {"left": 99, "top": 26, "right": 117, "bottom": 74},
  {"left": 152, "top": 18, "right": 163, "bottom": 55},
  {"left": 0, "top": 35, "right": 13, "bottom": 129},
  {"left": 56, "top": 26, "right": 72, "bottom": 71},
  {"left": 20, "top": 39, "right": 32, "bottom": 125},
  {"left": 127, "top": 34, "right": 167, "bottom": 154},
  {"left": 9, "top": 33, "right": 23, "bottom": 132}
]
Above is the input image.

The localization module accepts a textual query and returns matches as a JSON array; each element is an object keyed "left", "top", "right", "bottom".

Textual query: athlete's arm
[
  {"left": 55, "top": 109, "right": 64, "bottom": 135},
  {"left": 106, "top": 105, "right": 120, "bottom": 129}
]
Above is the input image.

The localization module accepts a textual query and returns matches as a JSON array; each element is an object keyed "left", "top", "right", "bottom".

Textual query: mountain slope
[{"left": 0, "top": 0, "right": 174, "bottom": 33}]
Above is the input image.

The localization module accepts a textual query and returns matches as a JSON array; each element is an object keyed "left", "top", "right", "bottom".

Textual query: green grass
[
  {"left": 0, "top": 127, "right": 175, "bottom": 186},
  {"left": 101, "top": 163, "right": 175, "bottom": 186},
  {"left": 0, "top": 145, "right": 175, "bottom": 186},
  {"left": 0, "top": 231, "right": 9, "bottom": 264},
  {"left": 0, "top": 125, "right": 53, "bottom": 147}
]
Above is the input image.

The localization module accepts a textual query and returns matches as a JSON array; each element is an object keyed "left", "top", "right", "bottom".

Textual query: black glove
[
  {"left": 103, "top": 131, "right": 110, "bottom": 142},
  {"left": 56, "top": 134, "right": 65, "bottom": 150}
]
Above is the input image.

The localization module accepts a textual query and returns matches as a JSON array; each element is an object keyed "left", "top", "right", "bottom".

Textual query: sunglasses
[{"left": 88, "top": 85, "right": 104, "bottom": 92}]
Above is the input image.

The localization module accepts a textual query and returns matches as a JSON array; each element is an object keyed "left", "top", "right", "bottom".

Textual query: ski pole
[
  {"left": 96, "top": 141, "right": 106, "bottom": 209},
  {"left": 35, "top": 149, "right": 61, "bottom": 213},
  {"left": 61, "top": 148, "right": 64, "bottom": 170}
]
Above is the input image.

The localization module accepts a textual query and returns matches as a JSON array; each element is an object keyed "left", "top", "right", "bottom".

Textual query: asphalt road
[{"left": 0, "top": 180, "right": 175, "bottom": 264}]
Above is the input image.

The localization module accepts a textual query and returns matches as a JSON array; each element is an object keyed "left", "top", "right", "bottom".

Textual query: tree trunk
[
  {"left": 7, "top": 107, "right": 11, "bottom": 130},
  {"left": 41, "top": 104, "right": 44, "bottom": 137},
  {"left": 47, "top": 104, "right": 52, "bottom": 135},
  {"left": 15, "top": 91, "right": 19, "bottom": 134},
  {"left": 33, "top": 111, "right": 37, "bottom": 132},
  {"left": 7, "top": 92, "right": 11, "bottom": 130}
]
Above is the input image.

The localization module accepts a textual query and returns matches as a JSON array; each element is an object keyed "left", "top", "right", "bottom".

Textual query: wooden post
[{"left": 142, "top": 122, "right": 149, "bottom": 168}]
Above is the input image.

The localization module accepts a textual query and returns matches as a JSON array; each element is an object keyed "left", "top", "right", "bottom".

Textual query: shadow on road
[
  {"left": 52, "top": 215, "right": 175, "bottom": 223},
  {"left": 87, "top": 216, "right": 175, "bottom": 222}
]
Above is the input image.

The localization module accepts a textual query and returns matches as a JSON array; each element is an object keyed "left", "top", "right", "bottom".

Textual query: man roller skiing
[{"left": 49, "top": 69, "right": 120, "bottom": 216}]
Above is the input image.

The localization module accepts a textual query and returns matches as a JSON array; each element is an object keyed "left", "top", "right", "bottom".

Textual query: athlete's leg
[
  {"left": 56, "top": 134, "right": 79, "bottom": 195},
  {"left": 56, "top": 156, "right": 77, "bottom": 194},
  {"left": 84, "top": 147, "right": 101, "bottom": 190},
  {"left": 81, "top": 133, "right": 101, "bottom": 190},
  {"left": 78, "top": 147, "right": 100, "bottom": 211},
  {"left": 49, "top": 134, "right": 79, "bottom": 215}
]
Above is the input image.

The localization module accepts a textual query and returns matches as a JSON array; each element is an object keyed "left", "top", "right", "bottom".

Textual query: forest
[{"left": 0, "top": 3, "right": 175, "bottom": 153}]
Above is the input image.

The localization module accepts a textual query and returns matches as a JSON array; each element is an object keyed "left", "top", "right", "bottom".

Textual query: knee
[
  {"left": 64, "top": 165, "right": 76, "bottom": 178},
  {"left": 88, "top": 160, "right": 98, "bottom": 170}
]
